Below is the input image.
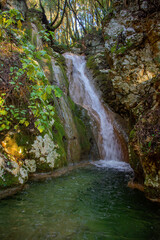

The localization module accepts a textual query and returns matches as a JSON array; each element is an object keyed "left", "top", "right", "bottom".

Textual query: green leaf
[
  {"left": 19, "top": 118, "right": 26, "bottom": 124},
  {"left": 1, "top": 124, "right": 6, "bottom": 129},
  {"left": 10, "top": 81, "right": 16, "bottom": 85},
  {"left": 10, "top": 67, "right": 14, "bottom": 72},
  {"left": 54, "top": 87, "right": 62, "bottom": 98},
  {"left": 48, "top": 105, "right": 54, "bottom": 111},
  {"left": 9, "top": 105, "right": 15, "bottom": 108},
  {"left": 46, "top": 85, "right": 52, "bottom": 95},
  {"left": 37, "top": 125, "right": 45, "bottom": 133},
  {"left": 0, "top": 109, "right": 7, "bottom": 115},
  {"left": 35, "top": 120, "right": 40, "bottom": 127},
  {"left": 39, "top": 50, "right": 46, "bottom": 56},
  {"left": 50, "top": 111, "right": 54, "bottom": 116}
]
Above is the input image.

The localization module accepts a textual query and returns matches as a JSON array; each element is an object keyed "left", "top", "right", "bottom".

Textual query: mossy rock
[
  {"left": 129, "top": 129, "right": 136, "bottom": 141},
  {"left": 129, "top": 145, "right": 144, "bottom": 184},
  {"left": 35, "top": 162, "right": 53, "bottom": 173},
  {"left": 86, "top": 56, "right": 99, "bottom": 76},
  {"left": 0, "top": 172, "right": 20, "bottom": 189},
  {"left": 74, "top": 116, "right": 91, "bottom": 154},
  {"left": 67, "top": 97, "right": 98, "bottom": 159},
  {"left": 52, "top": 111, "right": 67, "bottom": 165},
  {"left": 144, "top": 186, "right": 160, "bottom": 200},
  {"left": 26, "top": 9, "right": 43, "bottom": 27}
]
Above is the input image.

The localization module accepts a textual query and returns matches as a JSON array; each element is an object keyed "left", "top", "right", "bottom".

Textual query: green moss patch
[{"left": 0, "top": 172, "right": 20, "bottom": 189}]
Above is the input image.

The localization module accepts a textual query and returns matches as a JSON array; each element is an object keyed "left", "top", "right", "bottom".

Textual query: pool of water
[{"left": 0, "top": 163, "right": 160, "bottom": 240}]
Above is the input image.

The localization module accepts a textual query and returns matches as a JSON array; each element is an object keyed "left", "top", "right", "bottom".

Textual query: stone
[
  {"left": 140, "top": 1, "right": 149, "bottom": 11},
  {"left": 25, "top": 159, "right": 36, "bottom": 173},
  {"left": 4, "top": 0, "right": 28, "bottom": 17},
  {"left": 124, "top": 94, "right": 139, "bottom": 108},
  {"left": 31, "top": 23, "right": 43, "bottom": 50},
  {"left": 30, "top": 134, "right": 60, "bottom": 169}
]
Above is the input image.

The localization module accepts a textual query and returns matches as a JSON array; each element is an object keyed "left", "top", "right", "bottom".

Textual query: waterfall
[{"left": 64, "top": 53, "right": 122, "bottom": 161}]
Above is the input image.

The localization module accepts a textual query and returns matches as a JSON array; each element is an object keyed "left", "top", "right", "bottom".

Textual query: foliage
[
  {"left": 39, "top": 29, "right": 55, "bottom": 43},
  {"left": 28, "top": 0, "right": 115, "bottom": 46},
  {"left": 111, "top": 39, "right": 132, "bottom": 55},
  {"left": 0, "top": 9, "right": 24, "bottom": 50},
  {"left": 0, "top": 9, "right": 62, "bottom": 134}
]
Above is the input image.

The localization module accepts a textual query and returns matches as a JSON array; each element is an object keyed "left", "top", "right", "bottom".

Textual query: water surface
[{"left": 0, "top": 163, "right": 160, "bottom": 240}]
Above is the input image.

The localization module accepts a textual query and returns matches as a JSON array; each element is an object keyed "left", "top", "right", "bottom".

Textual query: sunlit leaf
[
  {"left": 0, "top": 110, "right": 7, "bottom": 115},
  {"left": 37, "top": 125, "right": 45, "bottom": 133}
]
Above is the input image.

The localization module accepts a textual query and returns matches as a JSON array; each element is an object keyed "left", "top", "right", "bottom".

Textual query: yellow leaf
[
  {"left": 42, "top": 93, "right": 47, "bottom": 101},
  {"left": 0, "top": 109, "right": 7, "bottom": 115},
  {"left": 0, "top": 16, "right": 2, "bottom": 26},
  {"left": 17, "top": 20, "right": 22, "bottom": 29},
  {"left": 37, "top": 125, "right": 45, "bottom": 133},
  {"left": 24, "top": 121, "right": 29, "bottom": 127},
  {"left": 3, "top": 17, "right": 6, "bottom": 24}
]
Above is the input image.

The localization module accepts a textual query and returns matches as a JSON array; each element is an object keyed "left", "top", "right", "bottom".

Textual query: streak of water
[{"left": 64, "top": 53, "right": 121, "bottom": 161}]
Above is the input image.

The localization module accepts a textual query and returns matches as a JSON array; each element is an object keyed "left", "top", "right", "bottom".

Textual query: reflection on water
[{"left": 0, "top": 165, "right": 160, "bottom": 240}]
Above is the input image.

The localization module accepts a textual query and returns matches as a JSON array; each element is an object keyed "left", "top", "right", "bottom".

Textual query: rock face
[
  {"left": 129, "top": 76, "right": 160, "bottom": 200},
  {"left": 0, "top": 0, "right": 28, "bottom": 17},
  {"left": 86, "top": 1, "right": 160, "bottom": 200},
  {"left": 0, "top": 9, "right": 97, "bottom": 195}
]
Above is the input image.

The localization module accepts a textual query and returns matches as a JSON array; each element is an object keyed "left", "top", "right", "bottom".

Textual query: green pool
[{"left": 0, "top": 162, "right": 160, "bottom": 240}]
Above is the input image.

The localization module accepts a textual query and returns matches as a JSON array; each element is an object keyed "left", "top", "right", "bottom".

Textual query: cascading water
[{"left": 64, "top": 53, "right": 122, "bottom": 162}]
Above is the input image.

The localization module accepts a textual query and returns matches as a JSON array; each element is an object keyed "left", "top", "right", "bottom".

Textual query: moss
[
  {"left": 129, "top": 129, "right": 136, "bottom": 140},
  {"left": 26, "top": 9, "right": 44, "bottom": 32},
  {"left": 33, "top": 34, "right": 38, "bottom": 47},
  {"left": 24, "top": 27, "right": 32, "bottom": 42},
  {"left": 74, "top": 116, "right": 90, "bottom": 154},
  {"left": 36, "top": 162, "right": 53, "bottom": 172},
  {"left": 38, "top": 54, "right": 54, "bottom": 83},
  {"left": 145, "top": 186, "right": 160, "bottom": 200},
  {"left": 52, "top": 52, "right": 66, "bottom": 68},
  {"left": 86, "top": 56, "right": 114, "bottom": 100},
  {"left": 95, "top": 73, "right": 108, "bottom": 83},
  {"left": 86, "top": 56, "right": 99, "bottom": 76},
  {"left": 0, "top": 172, "right": 19, "bottom": 189},
  {"left": 67, "top": 97, "right": 91, "bottom": 156},
  {"left": 52, "top": 111, "right": 67, "bottom": 166},
  {"left": 67, "top": 96, "right": 76, "bottom": 111},
  {"left": 129, "top": 146, "right": 144, "bottom": 184},
  {"left": 15, "top": 130, "right": 35, "bottom": 148},
  {"left": 58, "top": 62, "right": 69, "bottom": 89}
]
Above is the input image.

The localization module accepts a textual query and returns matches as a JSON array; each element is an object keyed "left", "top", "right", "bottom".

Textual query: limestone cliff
[{"left": 85, "top": 1, "right": 160, "bottom": 200}]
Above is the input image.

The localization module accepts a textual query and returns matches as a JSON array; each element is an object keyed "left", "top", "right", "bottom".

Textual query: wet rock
[{"left": 0, "top": 185, "right": 25, "bottom": 200}]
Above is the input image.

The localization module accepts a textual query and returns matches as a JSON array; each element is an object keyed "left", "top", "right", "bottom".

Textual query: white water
[
  {"left": 64, "top": 53, "right": 122, "bottom": 163},
  {"left": 93, "top": 160, "right": 133, "bottom": 172}
]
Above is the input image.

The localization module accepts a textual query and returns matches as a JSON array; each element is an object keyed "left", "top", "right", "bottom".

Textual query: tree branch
[
  {"left": 68, "top": 0, "right": 87, "bottom": 34},
  {"left": 50, "top": 0, "right": 60, "bottom": 26},
  {"left": 51, "top": 0, "right": 68, "bottom": 31},
  {"left": 39, "top": 0, "right": 49, "bottom": 25}
]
